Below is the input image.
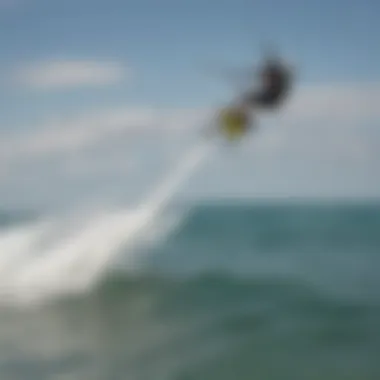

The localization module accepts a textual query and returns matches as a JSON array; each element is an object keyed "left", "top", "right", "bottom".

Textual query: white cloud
[
  {"left": 2, "top": 82, "right": 380, "bottom": 167},
  {"left": 283, "top": 83, "right": 380, "bottom": 123},
  {"left": 244, "top": 83, "right": 380, "bottom": 160},
  {"left": 2, "top": 83, "right": 380, "bottom": 163},
  {"left": 1, "top": 82, "right": 380, "bottom": 208},
  {"left": 0, "top": 107, "right": 210, "bottom": 165},
  {"left": 14, "top": 60, "right": 129, "bottom": 90}
]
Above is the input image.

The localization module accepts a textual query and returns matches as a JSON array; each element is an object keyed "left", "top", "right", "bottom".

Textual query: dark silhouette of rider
[
  {"left": 212, "top": 53, "right": 294, "bottom": 141},
  {"left": 243, "top": 57, "right": 292, "bottom": 109}
]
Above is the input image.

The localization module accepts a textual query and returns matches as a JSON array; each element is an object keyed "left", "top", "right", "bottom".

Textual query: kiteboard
[{"left": 205, "top": 105, "right": 253, "bottom": 142}]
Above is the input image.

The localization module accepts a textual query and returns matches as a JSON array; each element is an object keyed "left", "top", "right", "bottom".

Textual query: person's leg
[{"left": 245, "top": 91, "right": 273, "bottom": 108}]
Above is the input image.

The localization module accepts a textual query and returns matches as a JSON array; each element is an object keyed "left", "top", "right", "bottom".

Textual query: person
[
  {"left": 242, "top": 56, "right": 292, "bottom": 110},
  {"left": 216, "top": 55, "right": 293, "bottom": 140}
]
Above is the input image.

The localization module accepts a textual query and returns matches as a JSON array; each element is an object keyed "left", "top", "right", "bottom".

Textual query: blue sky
[
  {"left": 1, "top": 0, "right": 379, "bottom": 120},
  {"left": 0, "top": 0, "right": 379, "bottom": 210}
]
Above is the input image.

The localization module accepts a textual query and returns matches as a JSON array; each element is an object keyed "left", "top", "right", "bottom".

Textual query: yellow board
[{"left": 218, "top": 107, "right": 250, "bottom": 141}]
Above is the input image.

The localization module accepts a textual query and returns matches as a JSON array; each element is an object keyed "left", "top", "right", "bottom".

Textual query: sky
[{"left": 0, "top": 0, "right": 379, "bottom": 211}]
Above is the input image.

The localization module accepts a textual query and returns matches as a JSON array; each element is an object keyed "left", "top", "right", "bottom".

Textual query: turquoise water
[{"left": 0, "top": 202, "right": 379, "bottom": 379}]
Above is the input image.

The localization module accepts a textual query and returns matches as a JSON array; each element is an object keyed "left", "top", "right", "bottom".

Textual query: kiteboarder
[
  {"left": 242, "top": 56, "right": 292, "bottom": 109},
  {"left": 217, "top": 54, "right": 293, "bottom": 140}
]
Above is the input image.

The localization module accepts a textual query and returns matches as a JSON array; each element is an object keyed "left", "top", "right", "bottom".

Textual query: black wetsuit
[{"left": 245, "top": 62, "right": 290, "bottom": 108}]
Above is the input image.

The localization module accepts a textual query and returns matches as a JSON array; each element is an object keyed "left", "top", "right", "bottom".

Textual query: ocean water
[{"left": 0, "top": 202, "right": 379, "bottom": 380}]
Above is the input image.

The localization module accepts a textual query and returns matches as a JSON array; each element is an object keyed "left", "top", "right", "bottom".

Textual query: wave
[
  {"left": 0, "top": 205, "right": 189, "bottom": 307},
  {"left": 1, "top": 200, "right": 380, "bottom": 307},
  {"left": 0, "top": 141, "right": 214, "bottom": 307}
]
